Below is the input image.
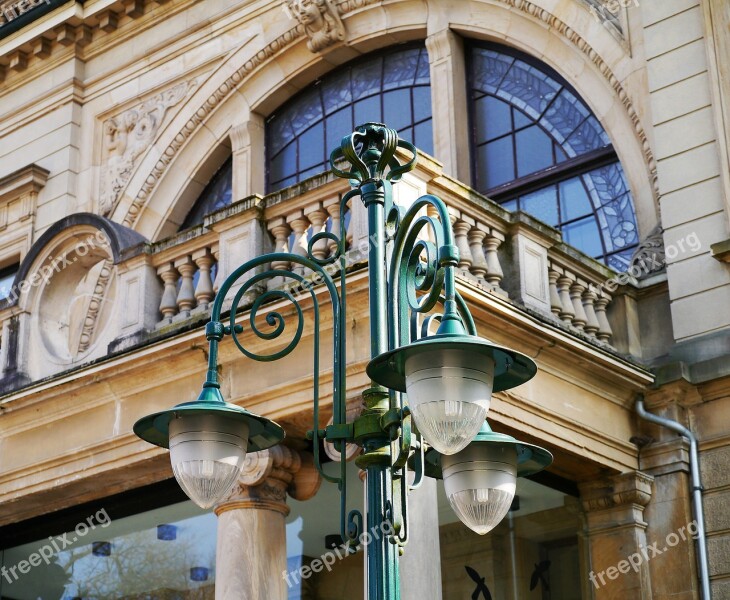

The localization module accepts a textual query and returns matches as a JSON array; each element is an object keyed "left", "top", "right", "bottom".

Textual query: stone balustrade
[
  {"left": 150, "top": 233, "right": 220, "bottom": 326},
  {"left": 548, "top": 256, "right": 614, "bottom": 344},
  {"left": 128, "top": 165, "right": 625, "bottom": 350}
]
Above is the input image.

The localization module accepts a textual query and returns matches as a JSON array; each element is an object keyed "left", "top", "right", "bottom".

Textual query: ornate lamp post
[{"left": 134, "top": 123, "right": 552, "bottom": 600}]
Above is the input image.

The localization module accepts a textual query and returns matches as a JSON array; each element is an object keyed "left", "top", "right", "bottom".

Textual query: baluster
[
  {"left": 324, "top": 196, "right": 342, "bottom": 258},
  {"left": 305, "top": 203, "right": 329, "bottom": 261},
  {"left": 484, "top": 232, "right": 505, "bottom": 289},
  {"left": 157, "top": 262, "right": 179, "bottom": 323},
  {"left": 267, "top": 217, "right": 292, "bottom": 289},
  {"left": 175, "top": 256, "right": 196, "bottom": 317},
  {"left": 569, "top": 281, "right": 588, "bottom": 331},
  {"left": 594, "top": 294, "right": 613, "bottom": 343},
  {"left": 467, "top": 225, "right": 489, "bottom": 280},
  {"left": 453, "top": 215, "right": 475, "bottom": 271},
  {"left": 211, "top": 244, "right": 221, "bottom": 294},
  {"left": 288, "top": 210, "right": 311, "bottom": 276},
  {"left": 582, "top": 287, "right": 600, "bottom": 337},
  {"left": 548, "top": 265, "right": 562, "bottom": 317},
  {"left": 557, "top": 274, "right": 575, "bottom": 324},
  {"left": 193, "top": 248, "right": 215, "bottom": 310}
]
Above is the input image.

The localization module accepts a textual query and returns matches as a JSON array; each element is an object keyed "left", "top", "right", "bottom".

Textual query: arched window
[
  {"left": 266, "top": 45, "right": 432, "bottom": 191},
  {"left": 179, "top": 157, "right": 233, "bottom": 231},
  {"left": 469, "top": 44, "right": 639, "bottom": 270}
]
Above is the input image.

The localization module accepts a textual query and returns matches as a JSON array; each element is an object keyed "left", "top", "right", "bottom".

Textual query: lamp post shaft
[{"left": 359, "top": 178, "right": 400, "bottom": 600}]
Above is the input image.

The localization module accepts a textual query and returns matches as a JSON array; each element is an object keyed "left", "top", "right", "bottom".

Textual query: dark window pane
[
  {"left": 0, "top": 264, "right": 18, "bottom": 302},
  {"left": 270, "top": 142, "right": 297, "bottom": 184},
  {"left": 513, "top": 108, "right": 532, "bottom": 130},
  {"left": 322, "top": 70, "right": 352, "bottom": 115},
  {"left": 180, "top": 158, "right": 233, "bottom": 229},
  {"left": 565, "top": 116, "right": 611, "bottom": 154},
  {"left": 502, "top": 199, "right": 518, "bottom": 212},
  {"left": 383, "top": 48, "right": 420, "bottom": 89},
  {"left": 496, "top": 59, "right": 561, "bottom": 120},
  {"left": 559, "top": 177, "right": 592, "bottom": 222},
  {"left": 326, "top": 108, "right": 353, "bottom": 156},
  {"left": 383, "top": 89, "right": 412, "bottom": 131},
  {"left": 521, "top": 186, "right": 558, "bottom": 226},
  {"left": 413, "top": 86, "right": 431, "bottom": 122},
  {"left": 562, "top": 217, "right": 603, "bottom": 257},
  {"left": 481, "top": 137, "right": 515, "bottom": 188},
  {"left": 540, "top": 89, "right": 590, "bottom": 145},
  {"left": 415, "top": 48, "right": 430, "bottom": 84},
  {"left": 354, "top": 96, "right": 381, "bottom": 126},
  {"left": 414, "top": 119, "right": 433, "bottom": 155},
  {"left": 298, "top": 125, "right": 325, "bottom": 170},
  {"left": 287, "top": 88, "right": 323, "bottom": 134},
  {"left": 474, "top": 96, "right": 512, "bottom": 143},
  {"left": 472, "top": 49, "right": 515, "bottom": 94},
  {"left": 351, "top": 57, "right": 383, "bottom": 100},
  {"left": 398, "top": 126, "right": 414, "bottom": 146},
  {"left": 515, "top": 126, "right": 554, "bottom": 177}
]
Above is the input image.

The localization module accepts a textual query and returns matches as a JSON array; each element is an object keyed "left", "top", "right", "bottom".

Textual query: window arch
[
  {"left": 469, "top": 44, "right": 639, "bottom": 270},
  {"left": 266, "top": 45, "right": 432, "bottom": 191},
  {"left": 179, "top": 157, "right": 233, "bottom": 231}
]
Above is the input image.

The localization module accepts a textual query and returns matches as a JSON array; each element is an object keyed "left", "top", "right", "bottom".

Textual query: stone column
[
  {"left": 580, "top": 471, "right": 655, "bottom": 599},
  {"left": 400, "top": 476, "right": 443, "bottom": 600},
  {"left": 230, "top": 114, "right": 265, "bottom": 200},
  {"left": 425, "top": 29, "right": 470, "bottom": 183},
  {"left": 215, "top": 446, "right": 321, "bottom": 600}
]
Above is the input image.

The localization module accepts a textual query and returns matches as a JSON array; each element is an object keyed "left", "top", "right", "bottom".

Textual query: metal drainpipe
[{"left": 635, "top": 394, "right": 712, "bottom": 600}]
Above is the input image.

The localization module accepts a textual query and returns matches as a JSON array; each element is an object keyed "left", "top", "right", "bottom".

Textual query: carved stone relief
[
  {"left": 99, "top": 80, "right": 196, "bottom": 216},
  {"left": 287, "top": 0, "right": 345, "bottom": 52}
]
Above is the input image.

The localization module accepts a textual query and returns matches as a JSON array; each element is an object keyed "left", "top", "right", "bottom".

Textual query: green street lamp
[{"left": 133, "top": 123, "right": 552, "bottom": 599}]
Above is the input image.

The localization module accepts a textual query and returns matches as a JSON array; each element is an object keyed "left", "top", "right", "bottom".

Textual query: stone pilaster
[
  {"left": 214, "top": 446, "right": 321, "bottom": 600},
  {"left": 580, "top": 471, "right": 655, "bottom": 599},
  {"left": 230, "top": 114, "right": 265, "bottom": 200}
]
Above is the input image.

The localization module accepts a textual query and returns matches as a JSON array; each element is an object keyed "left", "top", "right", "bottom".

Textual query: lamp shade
[
  {"left": 133, "top": 385, "right": 285, "bottom": 509},
  {"left": 367, "top": 333, "right": 537, "bottom": 455},
  {"left": 421, "top": 421, "right": 553, "bottom": 535},
  {"left": 169, "top": 413, "right": 248, "bottom": 509},
  {"left": 404, "top": 346, "right": 495, "bottom": 454},
  {"left": 441, "top": 443, "right": 517, "bottom": 535}
]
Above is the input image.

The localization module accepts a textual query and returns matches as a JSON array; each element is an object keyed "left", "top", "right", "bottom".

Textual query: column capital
[
  {"left": 215, "top": 446, "right": 321, "bottom": 516},
  {"left": 580, "top": 471, "right": 654, "bottom": 513}
]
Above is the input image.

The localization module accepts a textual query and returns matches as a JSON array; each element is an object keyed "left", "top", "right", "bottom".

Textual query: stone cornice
[{"left": 0, "top": 163, "right": 48, "bottom": 205}]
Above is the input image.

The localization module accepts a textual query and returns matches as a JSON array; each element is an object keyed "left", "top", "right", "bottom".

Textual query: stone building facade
[{"left": 0, "top": 0, "right": 728, "bottom": 598}]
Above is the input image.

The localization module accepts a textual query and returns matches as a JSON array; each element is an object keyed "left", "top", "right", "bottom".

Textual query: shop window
[{"left": 0, "top": 486, "right": 216, "bottom": 599}]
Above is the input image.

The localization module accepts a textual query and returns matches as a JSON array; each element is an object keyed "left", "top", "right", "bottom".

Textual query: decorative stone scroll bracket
[
  {"left": 580, "top": 471, "right": 654, "bottom": 529},
  {"left": 215, "top": 446, "right": 322, "bottom": 516}
]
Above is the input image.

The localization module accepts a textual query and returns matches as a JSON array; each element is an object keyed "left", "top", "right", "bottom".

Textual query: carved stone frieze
[{"left": 100, "top": 80, "right": 196, "bottom": 216}]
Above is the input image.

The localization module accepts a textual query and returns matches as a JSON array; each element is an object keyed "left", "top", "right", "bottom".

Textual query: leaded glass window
[
  {"left": 179, "top": 157, "right": 233, "bottom": 231},
  {"left": 470, "top": 44, "right": 638, "bottom": 270},
  {"left": 266, "top": 45, "right": 432, "bottom": 191}
]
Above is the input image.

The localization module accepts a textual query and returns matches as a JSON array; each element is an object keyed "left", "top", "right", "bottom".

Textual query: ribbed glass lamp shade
[
  {"left": 169, "top": 413, "right": 248, "bottom": 509},
  {"left": 442, "top": 443, "right": 517, "bottom": 535},
  {"left": 405, "top": 348, "right": 495, "bottom": 455}
]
